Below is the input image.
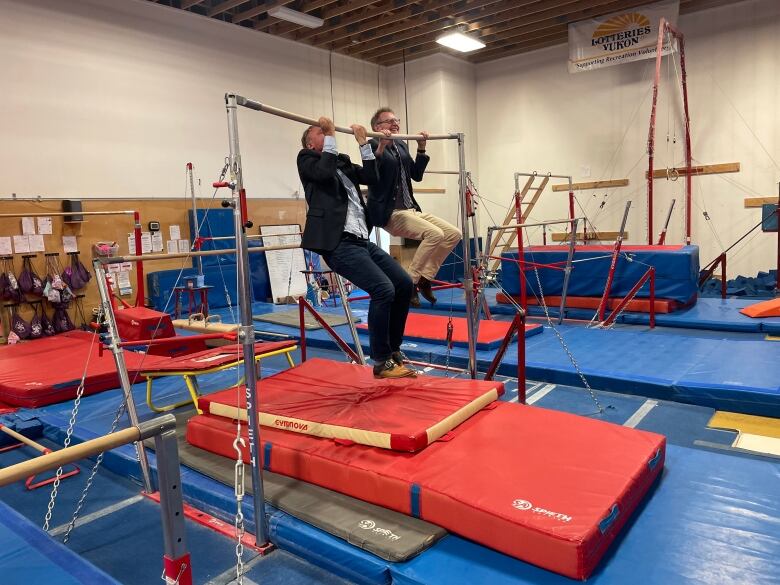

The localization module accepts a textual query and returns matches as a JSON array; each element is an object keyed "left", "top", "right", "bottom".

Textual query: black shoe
[
  {"left": 417, "top": 277, "right": 437, "bottom": 305},
  {"left": 391, "top": 350, "right": 409, "bottom": 366},
  {"left": 373, "top": 360, "right": 416, "bottom": 379},
  {"left": 410, "top": 289, "right": 421, "bottom": 308}
]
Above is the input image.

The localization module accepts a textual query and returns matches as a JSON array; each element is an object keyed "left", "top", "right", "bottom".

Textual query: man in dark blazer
[
  {"left": 298, "top": 116, "right": 415, "bottom": 379},
  {"left": 367, "top": 107, "right": 461, "bottom": 307}
]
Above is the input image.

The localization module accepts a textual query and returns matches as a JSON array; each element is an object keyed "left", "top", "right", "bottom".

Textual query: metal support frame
[
  {"left": 647, "top": 18, "right": 692, "bottom": 245},
  {"left": 657, "top": 199, "right": 676, "bottom": 245},
  {"left": 93, "top": 259, "right": 154, "bottom": 493},
  {"left": 0, "top": 414, "right": 192, "bottom": 585},
  {"left": 186, "top": 162, "right": 204, "bottom": 279},
  {"left": 333, "top": 273, "right": 366, "bottom": 364},
  {"left": 600, "top": 267, "right": 657, "bottom": 329}
]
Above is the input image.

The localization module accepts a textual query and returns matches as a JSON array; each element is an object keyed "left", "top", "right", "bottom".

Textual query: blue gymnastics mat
[
  {"left": 0, "top": 498, "right": 120, "bottom": 585},
  {"left": 390, "top": 444, "right": 780, "bottom": 585}
]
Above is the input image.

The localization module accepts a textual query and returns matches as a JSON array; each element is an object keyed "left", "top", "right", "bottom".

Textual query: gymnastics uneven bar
[{"left": 223, "top": 94, "right": 475, "bottom": 549}]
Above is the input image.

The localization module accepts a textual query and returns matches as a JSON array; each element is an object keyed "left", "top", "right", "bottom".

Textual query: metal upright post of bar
[
  {"left": 457, "top": 134, "right": 478, "bottom": 379},
  {"left": 225, "top": 93, "right": 269, "bottom": 546},
  {"left": 92, "top": 260, "right": 154, "bottom": 493}
]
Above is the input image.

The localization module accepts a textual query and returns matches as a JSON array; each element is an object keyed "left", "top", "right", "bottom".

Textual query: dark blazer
[
  {"left": 367, "top": 139, "right": 430, "bottom": 227},
  {"left": 297, "top": 148, "right": 378, "bottom": 254}
]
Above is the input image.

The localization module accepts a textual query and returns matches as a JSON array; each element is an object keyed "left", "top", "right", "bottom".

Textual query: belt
[{"left": 341, "top": 232, "right": 367, "bottom": 242}]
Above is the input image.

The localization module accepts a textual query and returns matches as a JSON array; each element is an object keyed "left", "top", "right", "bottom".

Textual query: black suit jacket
[
  {"left": 297, "top": 148, "right": 378, "bottom": 254},
  {"left": 367, "top": 139, "right": 429, "bottom": 227}
]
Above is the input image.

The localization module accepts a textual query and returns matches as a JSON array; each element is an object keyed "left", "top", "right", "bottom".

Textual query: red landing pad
[
  {"left": 358, "top": 313, "right": 542, "bottom": 349},
  {"left": 188, "top": 392, "right": 665, "bottom": 579},
  {"left": 199, "top": 358, "right": 503, "bottom": 452},
  {"left": 496, "top": 292, "right": 689, "bottom": 314},
  {"left": 740, "top": 297, "right": 780, "bottom": 318},
  {"left": 0, "top": 331, "right": 168, "bottom": 408}
]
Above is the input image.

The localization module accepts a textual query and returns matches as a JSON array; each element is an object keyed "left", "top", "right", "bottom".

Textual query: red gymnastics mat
[
  {"left": 0, "top": 331, "right": 168, "bottom": 408},
  {"left": 188, "top": 400, "right": 665, "bottom": 579},
  {"left": 199, "top": 358, "right": 503, "bottom": 452},
  {"left": 139, "top": 341, "right": 296, "bottom": 373},
  {"left": 495, "top": 292, "right": 691, "bottom": 314},
  {"left": 357, "top": 313, "right": 543, "bottom": 350}
]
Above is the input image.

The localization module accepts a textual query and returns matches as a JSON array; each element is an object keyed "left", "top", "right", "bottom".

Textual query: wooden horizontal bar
[
  {"left": 745, "top": 197, "right": 779, "bottom": 208},
  {"left": 551, "top": 179, "right": 629, "bottom": 192},
  {"left": 647, "top": 162, "right": 740, "bottom": 179},
  {"left": 550, "top": 231, "right": 626, "bottom": 241},
  {"left": 0, "top": 210, "right": 136, "bottom": 218},
  {"left": 415, "top": 188, "right": 446, "bottom": 194}
]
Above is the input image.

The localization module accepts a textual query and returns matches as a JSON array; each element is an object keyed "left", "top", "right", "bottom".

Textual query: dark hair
[
  {"left": 301, "top": 125, "right": 317, "bottom": 149},
  {"left": 370, "top": 107, "right": 395, "bottom": 131}
]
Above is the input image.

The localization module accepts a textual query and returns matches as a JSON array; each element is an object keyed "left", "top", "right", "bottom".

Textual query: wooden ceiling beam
[
  {"left": 181, "top": 0, "right": 207, "bottom": 9},
  {"left": 232, "top": 0, "right": 295, "bottom": 24},
  {"left": 354, "top": 0, "right": 583, "bottom": 58},
  {"left": 207, "top": 0, "right": 249, "bottom": 17},
  {"left": 289, "top": 0, "right": 391, "bottom": 42},
  {"left": 337, "top": 0, "right": 507, "bottom": 54},
  {"left": 371, "top": 0, "right": 649, "bottom": 64}
]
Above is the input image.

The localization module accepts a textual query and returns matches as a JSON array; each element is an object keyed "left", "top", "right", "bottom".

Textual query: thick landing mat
[
  {"left": 139, "top": 340, "right": 296, "bottom": 373},
  {"left": 501, "top": 245, "right": 699, "bottom": 304},
  {"left": 0, "top": 331, "right": 167, "bottom": 408},
  {"left": 153, "top": 425, "right": 446, "bottom": 562},
  {"left": 254, "top": 309, "right": 356, "bottom": 330},
  {"left": 201, "top": 358, "right": 503, "bottom": 452},
  {"left": 358, "top": 313, "right": 542, "bottom": 350},
  {"left": 389, "top": 444, "right": 780, "bottom": 585},
  {"left": 0, "top": 498, "right": 119, "bottom": 585},
  {"left": 189, "top": 401, "right": 665, "bottom": 579}
]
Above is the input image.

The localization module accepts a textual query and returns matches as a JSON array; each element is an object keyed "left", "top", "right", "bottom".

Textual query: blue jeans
[{"left": 324, "top": 235, "right": 413, "bottom": 363}]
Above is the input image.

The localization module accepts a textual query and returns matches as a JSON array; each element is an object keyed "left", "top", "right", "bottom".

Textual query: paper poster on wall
[
  {"left": 151, "top": 232, "right": 164, "bottom": 253},
  {"left": 62, "top": 236, "right": 78, "bottom": 254},
  {"left": 37, "top": 217, "right": 53, "bottom": 235},
  {"left": 141, "top": 232, "right": 153, "bottom": 254},
  {"left": 568, "top": 0, "right": 678, "bottom": 73},
  {"left": 260, "top": 224, "right": 306, "bottom": 303},
  {"left": 177, "top": 239, "right": 190, "bottom": 254},
  {"left": 28, "top": 235, "right": 45, "bottom": 253},
  {"left": 21, "top": 217, "right": 35, "bottom": 235},
  {"left": 169, "top": 225, "right": 181, "bottom": 240},
  {"left": 167, "top": 240, "right": 178, "bottom": 254},
  {"left": 12, "top": 235, "right": 30, "bottom": 254},
  {"left": 0, "top": 237, "right": 12, "bottom": 255},
  {"left": 127, "top": 232, "right": 137, "bottom": 254}
]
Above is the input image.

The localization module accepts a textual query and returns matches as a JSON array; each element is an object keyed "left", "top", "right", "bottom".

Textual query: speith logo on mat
[
  {"left": 591, "top": 12, "right": 651, "bottom": 52},
  {"left": 358, "top": 519, "right": 401, "bottom": 541},
  {"left": 512, "top": 499, "right": 572, "bottom": 523}
]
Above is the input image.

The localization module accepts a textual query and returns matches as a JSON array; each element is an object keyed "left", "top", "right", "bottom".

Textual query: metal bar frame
[
  {"left": 657, "top": 198, "right": 676, "bottom": 245},
  {"left": 600, "top": 267, "right": 656, "bottom": 329},
  {"left": 647, "top": 19, "right": 692, "bottom": 245},
  {"left": 297, "top": 296, "right": 362, "bottom": 363},
  {"left": 596, "top": 202, "right": 632, "bottom": 322}
]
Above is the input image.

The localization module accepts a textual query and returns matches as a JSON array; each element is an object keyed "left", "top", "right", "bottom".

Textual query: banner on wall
[{"left": 568, "top": 0, "right": 679, "bottom": 73}]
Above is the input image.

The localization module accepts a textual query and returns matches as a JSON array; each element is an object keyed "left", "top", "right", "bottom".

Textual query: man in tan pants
[{"left": 367, "top": 107, "right": 461, "bottom": 306}]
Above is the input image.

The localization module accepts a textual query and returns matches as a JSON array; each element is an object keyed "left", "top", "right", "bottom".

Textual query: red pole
[
  {"left": 649, "top": 268, "right": 656, "bottom": 329},
  {"left": 516, "top": 191, "right": 527, "bottom": 311},
  {"left": 298, "top": 297, "right": 307, "bottom": 362},
  {"left": 647, "top": 19, "right": 668, "bottom": 245},
  {"left": 721, "top": 253, "right": 727, "bottom": 300},
  {"left": 517, "top": 310, "right": 526, "bottom": 403}
]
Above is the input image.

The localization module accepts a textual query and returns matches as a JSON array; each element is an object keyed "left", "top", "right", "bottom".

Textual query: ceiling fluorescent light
[
  {"left": 268, "top": 6, "right": 324, "bottom": 28},
  {"left": 436, "top": 27, "right": 485, "bottom": 53}
]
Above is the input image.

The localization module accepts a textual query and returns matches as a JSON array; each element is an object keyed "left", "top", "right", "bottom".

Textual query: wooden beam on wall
[
  {"left": 745, "top": 197, "right": 780, "bottom": 208},
  {"left": 550, "top": 231, "right": 627, "bottom": 242},
  {"left": 551, "top": 179, "right": 629, "bottom": 192},
  {"left": 647, "top": 162, "right": 740, "bottom": 179}
]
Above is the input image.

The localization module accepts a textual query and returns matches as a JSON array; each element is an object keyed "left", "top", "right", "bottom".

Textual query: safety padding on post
[{"left": 163, "top": 553, "right": 192, "bottom": 585}]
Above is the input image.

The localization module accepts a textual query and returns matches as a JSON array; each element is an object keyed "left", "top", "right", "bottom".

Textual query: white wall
[
  {"left": 475, "top": 0, "right": 780, "bottom": 276},
  {"left": 0, "top": 0, "right": 385, "bottom": 199}
]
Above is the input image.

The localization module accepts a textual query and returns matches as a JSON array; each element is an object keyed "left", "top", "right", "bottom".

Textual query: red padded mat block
[
  {"left": 199, "top": 358, "right": 503, "bottom": 452},
  {"left": 114, "top": 306, "right": 176, "bottom": 342},
  {"left": 358, "top": 313, "right": 541, "bottom": 345},
  {"left": 188, "top": 401, "right": 665, "bottom": 578},
  {"left": 141, "top": 341, "right": 296, "bottom": 372},
  {"left": 0, "top": 331, "right": 168, "bottom": 407},
  {"left": 496, "top": 292, "right": 684, "bottom": 314}
]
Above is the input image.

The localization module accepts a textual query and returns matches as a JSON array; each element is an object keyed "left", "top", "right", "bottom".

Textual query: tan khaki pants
[{"left": 385, "top": 209, "right": 461, "bottom": 282}]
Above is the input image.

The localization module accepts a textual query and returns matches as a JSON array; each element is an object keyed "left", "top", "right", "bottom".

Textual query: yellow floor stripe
[
  {"left": 708, "top": 411, "right": 780, "bottom": 439},
  {"left": 766, "top": 335, "right": 780, "bottom": 341}
]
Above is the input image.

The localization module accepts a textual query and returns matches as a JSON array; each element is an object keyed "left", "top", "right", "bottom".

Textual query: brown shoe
[
  {"left": 410, "top": 289, "right": 421, "bottom": 308},
  {"left": 373, "top": 360, "right": 417, "bottom": 379},
  {"left": 417, "top": 277, "right": 437, "bottom": 305}
]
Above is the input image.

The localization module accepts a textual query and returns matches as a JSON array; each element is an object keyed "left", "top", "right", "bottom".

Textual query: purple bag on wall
[
  {"left": 53, "top": 305, "right": 75, "bottom": 334},
  {"left": 19, "top": 257, "right": 44, "bottom": 296},
  {"left": 40, "top": 304, "right": 56, "bottom": 336},
  {"left": 28, "top": 304, "right": 43, "bottom": 339},
  {"left": 10, "top": 305, "right": 31, "bottom": 340}
]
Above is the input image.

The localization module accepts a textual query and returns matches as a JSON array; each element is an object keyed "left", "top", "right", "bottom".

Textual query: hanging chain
[
  {"left": 232, "top": 435, "right": 247, "bottom": 585},
  {"left": 530, "top": 266, "right": 606, "bottom": 414}
]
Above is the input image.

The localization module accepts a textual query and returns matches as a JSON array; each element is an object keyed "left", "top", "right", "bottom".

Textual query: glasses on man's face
[{"left": 378, "top": 117, "right": 401, "bottom": 126}]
